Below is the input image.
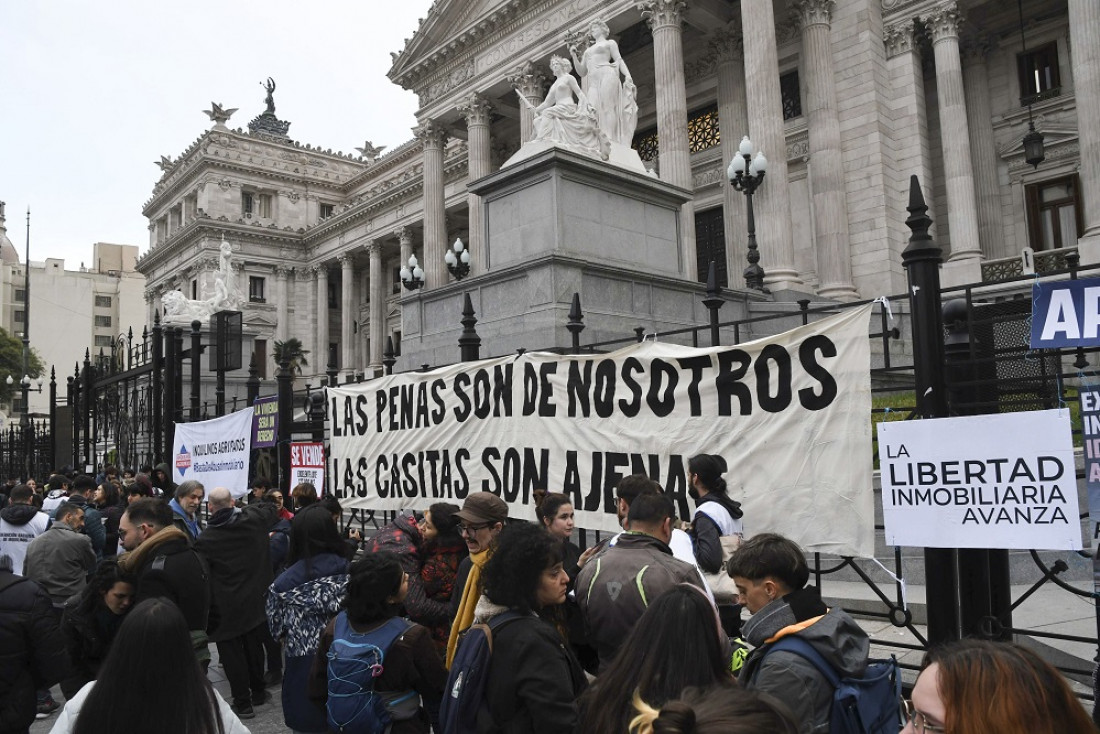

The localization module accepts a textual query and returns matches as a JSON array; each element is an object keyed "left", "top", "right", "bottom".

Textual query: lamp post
[
  {"left": 727, "top": 136, "right": 769, "bottom": 291},
  {"left": 399, "top": 254, "right": 425, "bottom": 291},
  {"left": 445, "top": 238, "right": 471, "bottom": 280},
  {"left": 1018, "top": 0, "right": 1045, "bottom": 168}
]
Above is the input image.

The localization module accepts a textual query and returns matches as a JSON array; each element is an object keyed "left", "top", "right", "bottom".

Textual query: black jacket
[
  {"left": 59, "top": 593, "right": 124, "bottom": 698},
  {"left": 123, "top": 526, "right": 211, "bottom": 635},
  {"left": 0, "top": 571, "right": 69, "bottom": 734},
  {"left": 195, "top": 502, "right": 277, "bottom": 641},
  {"left": 481, "top": 604, "right": 587, "bottom": 733}
]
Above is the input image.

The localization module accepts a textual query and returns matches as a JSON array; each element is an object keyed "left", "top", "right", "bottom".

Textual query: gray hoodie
[{"left": 740, "top": 586, "right": 869, "bottom": 734}]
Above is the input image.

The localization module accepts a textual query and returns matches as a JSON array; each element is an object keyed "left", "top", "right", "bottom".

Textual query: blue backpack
[
  {"left": 439, "top": 611, "right": 523, "bottom": 734},
  {"left": 326, "top": 613, "right": 415, "bottom": 734},
  {"left": 763, "top": 637, "right": 902, "bottom": 734}
]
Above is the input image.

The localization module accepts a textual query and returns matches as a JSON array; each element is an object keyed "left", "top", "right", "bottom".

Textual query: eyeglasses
[
  {"left": 458, "top": 523, "right": 488, "bottom": 535},
  {"left": 902, "top": 699, "right": 945, "bottom": 733}
]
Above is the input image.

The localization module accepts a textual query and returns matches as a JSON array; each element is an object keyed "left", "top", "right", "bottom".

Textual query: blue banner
[{"left": 1031, "top": 277, "right": 1100, "bottom": 348}]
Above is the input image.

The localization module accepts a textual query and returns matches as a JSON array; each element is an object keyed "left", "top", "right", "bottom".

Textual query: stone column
[
  {"left": 315, "top": 265, "right": 330, "bottom": 373},
  {"left": 639, "top": 0, "right": 697, "bottom": 280},
  {"left": 339, "top": 253, "right": 355, "bottom": 377},
  {"left": 961, "top": 36, "right": 1005, "bottom": 261},
  {"left": 1071, "top": 0, "right": 1100, "bottom": 247},
  {"left": 741, "top": 0, "right": 802, "bottom": 290},
  {"left": 459, "top": 93, "right": 493, "bottom": 275},
  {"left": 926, "top": 2, "right": 981, "bottom": 260},
  {"left": 713, "top": 22, "right": 749, "bottom": 287},
  {"left": 275, "top": 266, "right": 290, "bottom": 343},
  {"left": 416, "top": 120, "right": 448, "bottom": 288},
  {"left": 395, "top": 226, "right": 414, "bottom": 271},
  {"left": 368, "top": 240, "right": 385, "bottom": 375},
  {"left": 508, "top": 62, "right": 548, "bottom": 145},
  {"left": 798, "top": 0, "right": 858, "bottom": 300}
]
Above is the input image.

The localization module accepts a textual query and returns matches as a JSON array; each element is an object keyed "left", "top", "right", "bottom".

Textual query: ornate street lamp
[
  {"left": 399, "top": 254, "right": 425, "bottom": 291},
  {"left": 445, "top": 238, "right": 471, "bottom": 280},
  {"left": 728, "top": 136, "right": 769, "bottom": 291},
  {"left": 1018, "top": 0, "right": 1044, "bottom": 168}
]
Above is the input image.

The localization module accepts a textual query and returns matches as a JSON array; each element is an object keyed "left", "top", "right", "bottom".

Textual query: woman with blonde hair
[
  {"left": 628, "top": 682, "right": 797, "bottom": 734},
  {"left": 903, "top": 639, "right": 1094, "bottom": 734}
]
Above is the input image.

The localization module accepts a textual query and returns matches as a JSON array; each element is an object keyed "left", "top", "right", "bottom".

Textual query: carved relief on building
[
  {"left": 923, "top": 2, "right": 962, "bottom": 43},
  {"left": 883, "top": 18, "right": 917, "bottom": 58}
]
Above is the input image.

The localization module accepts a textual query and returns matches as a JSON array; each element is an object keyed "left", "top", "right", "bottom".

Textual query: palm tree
[{"left": 273, "top": 338, "right": 310, "bottom": 375}]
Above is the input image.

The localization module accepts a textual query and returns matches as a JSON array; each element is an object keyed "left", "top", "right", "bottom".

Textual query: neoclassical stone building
[{"left": 138, "top": 0, "right": 1100, "bottom": 381}]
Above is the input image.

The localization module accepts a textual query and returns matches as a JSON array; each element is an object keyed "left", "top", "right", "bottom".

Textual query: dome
[{"left": 0, "top": 202, "right": 18, "bottom": 265}]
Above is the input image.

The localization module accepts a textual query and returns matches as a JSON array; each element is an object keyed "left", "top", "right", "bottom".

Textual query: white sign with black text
[{"left": 878, "top": 410, "right": 1082, "bottom": 550}]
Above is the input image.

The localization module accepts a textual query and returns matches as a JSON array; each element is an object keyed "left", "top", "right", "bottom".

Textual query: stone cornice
[{"left": 136, "top": 220, "right": 305, "bottom": 276}]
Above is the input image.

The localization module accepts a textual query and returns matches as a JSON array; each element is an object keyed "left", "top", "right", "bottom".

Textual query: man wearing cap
[{"left": 444, "top": 491, "right": 508, "bottom": 666}]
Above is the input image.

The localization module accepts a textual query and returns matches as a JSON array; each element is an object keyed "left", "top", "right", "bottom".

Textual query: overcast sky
[{"left": 0, "top": 0, "right": 435, "bottom": 267}]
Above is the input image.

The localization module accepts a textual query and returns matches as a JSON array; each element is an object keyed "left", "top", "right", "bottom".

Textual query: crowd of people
[{"left": 0, "top": 460, "right": 1096, "bottom": 734}]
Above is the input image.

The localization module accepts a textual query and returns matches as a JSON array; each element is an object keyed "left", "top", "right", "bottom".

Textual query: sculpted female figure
[
  {"left": 520, "top": 56, "right": 610, "bottom": 160},
  {"left": 569, "top": 20, "right": 637, "bottom": 146}
]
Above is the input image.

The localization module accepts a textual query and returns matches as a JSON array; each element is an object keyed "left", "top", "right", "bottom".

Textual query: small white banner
[
  {"left": 290, "top": 442, "right": 326, "bottom": 495},
  {"left": 879, "top": 409, "right": 1082, "bottom": 550},
  {"left": 329, "top": 305, "right": 876, "bottom": 557},
  {"left": 171, "top": 408, "right": 253, "bottom": 499}
]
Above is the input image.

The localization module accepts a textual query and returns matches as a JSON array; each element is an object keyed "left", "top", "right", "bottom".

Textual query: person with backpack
[
  {"left": 730, "top": 533, "right": 874, "bottom": 734},
  {"left": 309, "top": 551, "right": 445, "bottom": 734},
  {"left": 445, "top": 522, "right": 587, "bottom": 733},
  {"left": 687, "top": 454, "right": 744, "bottom": 635}
]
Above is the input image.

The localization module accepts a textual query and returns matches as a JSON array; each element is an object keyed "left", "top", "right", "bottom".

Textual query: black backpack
[
  {"left": 761, "top": 637, "right": 902, "bottom": 734},
  {"left": 439, "top": 611, "right": 523, "bottom": 734}
]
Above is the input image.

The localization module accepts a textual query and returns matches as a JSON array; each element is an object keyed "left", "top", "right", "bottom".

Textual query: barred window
[
  {"left": 781, "top": 70, "right": 802, "bottom": 120},
  {"left": 95, "top": 315, "right": 112, "bottom": 328},
  {"left": 95, "top": 295, "right": 112, "bottom": 307},
  {"left": 95, "top": 335, "right": 113, "bottom": 347},
  {"left": 632, "top": 104, "right": 721, "bottom": 163}
]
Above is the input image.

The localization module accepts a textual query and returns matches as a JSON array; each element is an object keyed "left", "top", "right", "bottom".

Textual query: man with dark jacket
[
  {"left": 732, "top": 533, "right": 870, "bottom": 734},
  {"left": 0, "top": 553, "right": 69, "bottom": 734},
  {"left": 575, "top": 492, "right": 704, "bottom": 670},
  {"left": 151, "top": 463, "right": 175, "bottom": 498},
  {"left": 0, "top": 485, "right": 50, "bottom": 576},
  {"left": 117, "top": 498, "right": 211, "bottom": 667},
  {"left": 63, "top": 476, "right": 106, "bottom": 558},
  {"left": 194, "top": 487, "right": 277, "bottom": 720}
]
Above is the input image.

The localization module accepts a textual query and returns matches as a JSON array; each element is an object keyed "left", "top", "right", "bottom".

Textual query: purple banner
[{"left": 252, "top": 395, "right": 278, "bottom": 448}]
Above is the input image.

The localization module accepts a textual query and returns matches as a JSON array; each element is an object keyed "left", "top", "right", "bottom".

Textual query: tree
[
  {"left": 0, "top": 327, "right": 46, "bottom": 405},
  {"left": 272, "top": 338, "right": 310, "bottom": 376}
]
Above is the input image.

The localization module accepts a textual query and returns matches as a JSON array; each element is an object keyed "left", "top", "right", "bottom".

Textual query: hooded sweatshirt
[
  {"left": 0, "top": 503, "right": 51, "bottom": 575},
  {"left": 740, "top": 585, "right": 869, "bottom": 734}
]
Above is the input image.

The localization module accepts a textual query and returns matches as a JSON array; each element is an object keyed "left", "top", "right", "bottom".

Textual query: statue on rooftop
[
  {"left": 517, "top": 55, "right": 610, "bottom": 161},
  {"left": 262, "top": 77, "right": 276, "bottom": 115},
  {"left": 161, "top": 239, "right": 244, "bottom": 325}
]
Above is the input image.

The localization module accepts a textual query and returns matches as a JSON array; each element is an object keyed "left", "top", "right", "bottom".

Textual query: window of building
[
  {"left": 780, "top": 70, "right": 802, "bottom": 120},
  {"left": 95, "top": 315, "right": 112, "bottom": 328},
  {"left": 1025, "top": 174, "right": 1082, "bottom": 251},
  {"left": 328, "top": 281, "right": 339, "bottom": 309},
  {"left": 392, "top": 266, "right": 402, "bottom": 295},
  {"left": 14, "top": 289, "right": 25, "bottom": 302},
  {"left": 12, "top": 396, "right": 26, "bottom": 414},
  {"left": 254, "top": 339, "right": 268, "bottom": 380},
  {"left": 242, "top": 191, "right": 255, "bottom": 218},
  {"left": 13, "top": 310, "right": 23, "bottom": 323},
  {"left": 320, "top": 203, "right": 336, "bottom": 219},
  {"left": 393, "top": 330, "right": 401, "bottom": 357},
  {"left": 95, "top": 335, "right": 113, "bottom": 348},
  {"left": 695, "top": 208, "right": 729, "bottom": 287},
  {"left": 632, "top": 105, "right": 721, "bottom": 164},
  {"left": 329, "top": 343, "right": 339, "bottom": 371},
  {"left": 257, "top": 193, "right": 272, "bottom": 218},
  {"left": 249, "top": 276, "right": 266, "bottom": 303},
  {"left": 191, "top": 280, "right": 198, "bottom": 300},
  {"left": 1018, "top": 41, "right": 1060, "bottom": 105},
  {"left": 95, "top": 295, "right": 112, "bottom": 308}
]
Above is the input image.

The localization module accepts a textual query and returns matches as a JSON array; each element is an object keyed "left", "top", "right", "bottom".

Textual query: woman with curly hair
[
  {"left": 903, "top": 639, "right": 1094, "bottom": 734},
  {"left": 308, "top": 551, "right": 445, "bottom": 733},
  {"left": 578, "top": 584, "right": 733, "bottom": 734},
  {"left": 473, "top": 521, "right": 587, "bottom": 733},
  {"left": 266, "top": 504, "right": 351, "bottom": 733}
]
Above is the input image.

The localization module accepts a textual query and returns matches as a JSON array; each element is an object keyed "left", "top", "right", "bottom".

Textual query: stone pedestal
[{"left": 397, "top": 148, "right": 755, "bottom": 369}]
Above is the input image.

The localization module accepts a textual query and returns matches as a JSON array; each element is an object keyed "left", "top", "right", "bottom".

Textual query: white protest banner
[
  {"left": 328, "top": 305, "right": 874, "bottom": 556},
  {"left": 291, "top": 442, "right": 326, "bottom": 495},
  {"left": 879, "top": 409, "right": 1082, "bottom": 550},
  {"left": 171, "top": 407, "right": 253, "bottom": 499}
]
